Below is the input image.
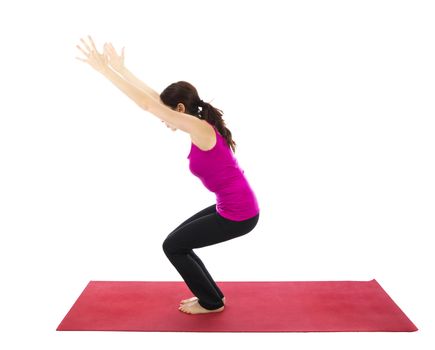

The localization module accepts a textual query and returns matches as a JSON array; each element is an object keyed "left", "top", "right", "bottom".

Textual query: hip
[{"left": 216, "top": 210, "right": 260, "bottom": 235}]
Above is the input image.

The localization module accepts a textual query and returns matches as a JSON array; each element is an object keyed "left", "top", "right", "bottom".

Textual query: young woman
[{"left": 76, "top": 36, "right": 260, "bottom": 315}]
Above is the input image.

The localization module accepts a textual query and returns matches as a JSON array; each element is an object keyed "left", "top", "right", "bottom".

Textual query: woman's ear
[{"left": 176, "top": 103, "right": 185, "bottom": 113}]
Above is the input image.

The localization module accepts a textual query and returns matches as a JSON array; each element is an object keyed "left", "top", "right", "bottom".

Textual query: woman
[{"left": 76, "top": 36, "right": 260, "bottom": 315}]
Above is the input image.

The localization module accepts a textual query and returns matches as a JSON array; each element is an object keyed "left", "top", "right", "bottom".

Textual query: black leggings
[{"left": 162, "top": 203, "right": 260, "bottom": 310}]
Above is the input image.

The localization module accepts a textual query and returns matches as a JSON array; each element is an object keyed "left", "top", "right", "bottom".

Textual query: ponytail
[
  {"left": 159, "top": 81, "right": 237, "bottom": 153},
  {"left": 198, "top": 100, "right": 237, "bottom": 153}
]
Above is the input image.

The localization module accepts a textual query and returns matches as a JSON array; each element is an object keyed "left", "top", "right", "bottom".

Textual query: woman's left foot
[{"left": 178, "top": 300, "right": 224, "bottom": 314}]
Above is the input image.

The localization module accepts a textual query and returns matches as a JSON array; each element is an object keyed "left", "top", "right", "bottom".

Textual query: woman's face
[{"left": 159, "top": 99, "right": 182, "bottom": 131}]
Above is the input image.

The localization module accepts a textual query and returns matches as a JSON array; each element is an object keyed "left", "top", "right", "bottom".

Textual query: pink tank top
[{"left": 187, "top": 122, "right": 260, "bottom": 221}]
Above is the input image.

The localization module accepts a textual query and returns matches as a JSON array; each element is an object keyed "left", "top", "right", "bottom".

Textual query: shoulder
[{"left": 190, "top": 121, "right": 217, "bottom": 151}]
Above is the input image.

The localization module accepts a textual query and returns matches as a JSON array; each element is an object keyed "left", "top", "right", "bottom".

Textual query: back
[{"left": 187, "top": 122, "right": 260, "bottom": 221}]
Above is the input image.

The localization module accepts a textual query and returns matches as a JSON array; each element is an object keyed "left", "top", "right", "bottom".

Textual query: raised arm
[
  {"left": 76, "top": 36, "right": 202, "bottom": 135},
  {"left": 118, "top": 66, "right": 161, "bottom": 101},
  {"left": 103, "top": 43, "right": 161, "bottom": 101},
  {"left": 103, "top": 67, "right": 156, "bottom": 111},
  {"left": 102, "top": 67, "right": 204, "bottom": 135}
]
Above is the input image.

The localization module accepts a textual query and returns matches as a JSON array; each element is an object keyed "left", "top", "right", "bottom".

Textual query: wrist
[
  {"left": 117, "top": 65, "right": 127, "bottom": 76},
  {"left": 101, "top": 65, "right": 117, "bottom": 79}
]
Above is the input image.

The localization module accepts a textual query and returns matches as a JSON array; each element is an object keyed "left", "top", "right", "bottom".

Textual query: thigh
[
  {"left": 169, "top": 203, "right": 217, "bottom": 234},
  {"left": 164, "top": 212, "right": 239, "bottom": 252}
]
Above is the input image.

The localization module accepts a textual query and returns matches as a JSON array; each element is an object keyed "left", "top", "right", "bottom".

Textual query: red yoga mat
[{"left": 56, "top": 279, "right": 417, "bottom": 332}]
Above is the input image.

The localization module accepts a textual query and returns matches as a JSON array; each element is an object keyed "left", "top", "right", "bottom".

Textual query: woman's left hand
[{"left": 76, "top": 35, "right": 109, "bottom": 75}]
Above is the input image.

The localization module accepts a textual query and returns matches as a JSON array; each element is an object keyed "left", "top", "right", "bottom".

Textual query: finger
[
  {"left": 87, "top": 35, "right": 98, "bottom": 52},
  {"left": 80, "top": 37, "right": 91, "bottom": 53},
  {"left": 76, "top": 57, "right": 90, "bottom": 65},
  {"left": 110, "top": 43, "right": 121, "bottom": 57},
  {"left": 104, "top": 43, "right": 113, "bottom": 56},
  {"left": 104, "top": 42, "right": 115, "bottom": 56},
  {"left": 76, "top": 44, "right": 89, "bottom": 57},
  {"left": 110, "top": 43, "right": 120, "bottom": 56}
]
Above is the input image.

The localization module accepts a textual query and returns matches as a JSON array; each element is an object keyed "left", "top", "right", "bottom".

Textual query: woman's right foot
[{"left": 180, "top": 296, "right": 225, "bottom": 305}]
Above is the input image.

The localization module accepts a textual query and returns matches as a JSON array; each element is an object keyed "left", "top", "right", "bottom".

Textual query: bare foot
[
  {"left": 178, "top": 299, "right": 225, "bottom": 314},
  {"left": 180, "top": 296, "right": 226, "bottom": 305}
]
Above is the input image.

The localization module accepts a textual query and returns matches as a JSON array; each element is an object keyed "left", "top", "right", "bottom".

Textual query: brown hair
[{"left": 159, "top": 81, "right": 237, "bottom": 153}]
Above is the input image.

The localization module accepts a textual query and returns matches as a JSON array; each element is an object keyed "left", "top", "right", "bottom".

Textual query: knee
[
  {"left": 162, "top": 237, "right": 188, "bottom": 255},
  {"left": 162, "top": 238, "right": 175, "bottom": 255},
  {"left": 162, "top": 239, "right": 170, "bottom": 253}
]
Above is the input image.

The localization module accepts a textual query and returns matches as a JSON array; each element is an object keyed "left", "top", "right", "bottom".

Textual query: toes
[{"left": 178, "top": 305, "right": 190, "bottom": 314}]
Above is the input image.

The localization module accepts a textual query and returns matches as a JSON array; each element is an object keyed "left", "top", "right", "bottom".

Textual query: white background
[{"left": 0, "top": 0, "right": 434, "bottom": 349}]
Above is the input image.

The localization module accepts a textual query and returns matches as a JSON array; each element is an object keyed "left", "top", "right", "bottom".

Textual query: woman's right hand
[{"left": 103, "top": 42, "right": 125, "bottom": 73}]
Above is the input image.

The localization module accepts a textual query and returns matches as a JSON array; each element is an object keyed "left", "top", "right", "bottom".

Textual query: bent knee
[
  {"left": 162, "top": 238, "right": 178, "bottom": 255},
  {"left": 162, "top": 239, "right": 171, "bottom": 253}
]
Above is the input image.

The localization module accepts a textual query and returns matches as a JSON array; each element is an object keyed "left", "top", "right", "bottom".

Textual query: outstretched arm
[
  {"left": 103, "top": 42, "right": 161, "bottom": 101},
  {"left": 102, "top": 67, "right": 203, "bottom": 135},
  {"left": 76, "top": 36, "right": 159, "bottom": 111},
  {"left": 103, "top": 67, "right": 157, "bottom": 111},
  {"left": 76, "top": 36, "right": 202, "bottom": 135},
  {"left": 118, "top": 66, "right": 161, "bottom": 101}
]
